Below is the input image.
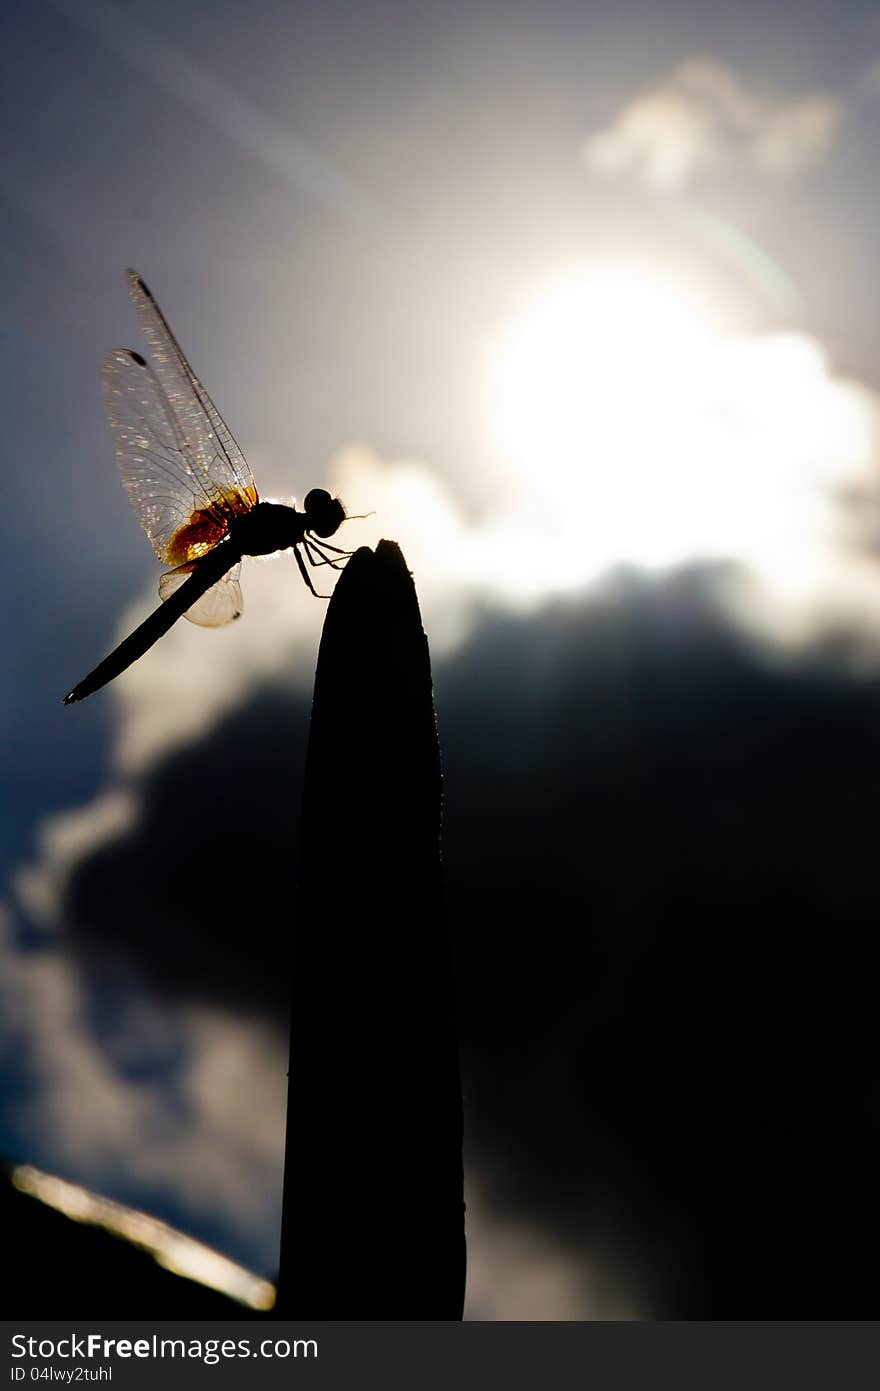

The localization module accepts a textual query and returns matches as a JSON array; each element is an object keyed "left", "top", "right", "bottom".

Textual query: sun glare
[
  {"left": 489, "top": 266, "right": 730, "bottom": 563},
  {"left": 493, "top": 267, "right": 716, "bottom": 473},
  {"left": 483, "top": 263, "right": 873, "bottom": 596}
]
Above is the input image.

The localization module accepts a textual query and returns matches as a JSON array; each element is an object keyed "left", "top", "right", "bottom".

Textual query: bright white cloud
[
  {"left": 483, "top": 266, "right": 880, "bottom": 650},
  {"left": 584, "top": 57, "right": 841, "bottom": 191},
  {"left": 0, "top": 905, "right": 286, "bottom": 1270}
]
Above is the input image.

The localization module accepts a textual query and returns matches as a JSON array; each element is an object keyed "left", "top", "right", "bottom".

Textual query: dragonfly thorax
[
  {"left": 232, "top": 501, "right": 308, "bottom": 557},
  {"left": 230, "top": 493, "right": 345, "bottom": 557}
]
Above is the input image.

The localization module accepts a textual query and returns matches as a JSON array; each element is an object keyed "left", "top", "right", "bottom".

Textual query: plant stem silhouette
[{"left": 277, "top": 540, "right": 465, "bottom": 1318}]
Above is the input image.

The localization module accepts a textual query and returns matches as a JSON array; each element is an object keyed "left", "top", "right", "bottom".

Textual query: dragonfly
[{"left": 63, "top": 270, "right": 350, "bottom": 705}]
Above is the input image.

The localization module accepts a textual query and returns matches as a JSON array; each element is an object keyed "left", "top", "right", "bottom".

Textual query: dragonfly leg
[
  {"left": 305, "top": 536, "right": 350, "bottom": 555},
  {"left": 303, "top": 536, "right": 353, "bottom": 570},
  {"left": 295, "top": 543, "right": 331, "bottom": 598}
]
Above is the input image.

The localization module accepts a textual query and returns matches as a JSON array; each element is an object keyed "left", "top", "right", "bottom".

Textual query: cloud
[
  {"left": 748, "top": 94, "right": 841, "bottom": 173},
  {"left": 14, "top": 790, "right": 138, "bottom": 929},
  {"left": 9, "top": 566, "right": 880, "bottom": 1312},
  {"left": 583, "top": 58, "right": 841, "bottom": 191},
  {"left": 463, "top": 1184, "right": 639, "bottom": 1319},
  {"left": 0, "top": 905, "right": 286, "bottom": 1272},
  {"left": 440, "top": 578, "right": 880, "bottom": 1316},
  {"left": 486, "top": 272, "right": 880, "bottom": 658}
]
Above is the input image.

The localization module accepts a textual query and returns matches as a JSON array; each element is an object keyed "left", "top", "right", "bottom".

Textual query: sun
[
  {"left": 478, "top": 260, "right": 875, "bottom": 606},
  {"left": 338, "top": 259, "right": 873, "bottom": 627},
  {"left": 488, "top": 265, "right": 726, "bottom": 562},
  {"left": 492, "top": 266, "right": 717, "bottom": 468}
]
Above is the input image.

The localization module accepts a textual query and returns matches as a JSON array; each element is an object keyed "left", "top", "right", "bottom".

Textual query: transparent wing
[
  {"left": 158, "top": 562, "right": 243, "bottom": 627},
  {"left": 127, "top": 269, "right": 258, "bottom": 505},
  {"left": 104, "top": 348, "right": 250, "bottom": 565}
]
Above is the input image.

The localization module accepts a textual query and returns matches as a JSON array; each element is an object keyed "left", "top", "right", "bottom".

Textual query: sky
[{"left": 4, "top": 0, "right": 880, "bottom": 1317}]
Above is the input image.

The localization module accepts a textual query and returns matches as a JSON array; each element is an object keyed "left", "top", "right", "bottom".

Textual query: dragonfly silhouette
[{"left": 63, "top": 270, "right": 350, "bottom": 704}]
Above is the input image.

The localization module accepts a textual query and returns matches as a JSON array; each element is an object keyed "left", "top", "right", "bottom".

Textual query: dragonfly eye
[{"left": 304, "top": 488, "right": 346, "bottom": 538}]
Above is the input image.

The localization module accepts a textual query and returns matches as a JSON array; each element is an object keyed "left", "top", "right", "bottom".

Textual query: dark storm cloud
[
  {"left": 440, "top": 569, "right": 880, "bottom": 1316},
  {"left": 65, "top": 688, "right": 310, "bottom": 1023},
  {"left": 56, "top": 564, "right": 880, "bottom": 1315}
]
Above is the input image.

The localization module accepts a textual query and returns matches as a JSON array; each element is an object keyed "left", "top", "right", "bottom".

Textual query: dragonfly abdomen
[{"left": 62, "top": 541, "right": 242, "bottom": 705}]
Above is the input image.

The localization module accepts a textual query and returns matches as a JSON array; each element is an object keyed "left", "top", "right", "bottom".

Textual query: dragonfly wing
[
  {"left": 158, "top": 561, "right": 243, "bottom": 627},
  {"left": 126, "top": 270, "right": 258, "bottom": 505},
  {"left": 103, "top": 348, "right": 234, "bottom": 564}
]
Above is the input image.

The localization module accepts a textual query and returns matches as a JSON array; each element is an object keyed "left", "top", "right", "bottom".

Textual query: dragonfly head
[{"left": 303, "top": 488, "right": 346, "bottom": 538}]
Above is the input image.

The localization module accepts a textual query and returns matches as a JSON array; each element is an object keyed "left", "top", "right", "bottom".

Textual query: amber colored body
[{"left": 165, "top": 486, "right": 260, "bottom": 566}]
